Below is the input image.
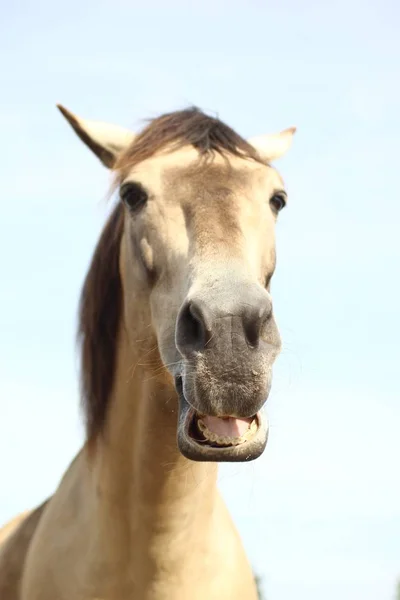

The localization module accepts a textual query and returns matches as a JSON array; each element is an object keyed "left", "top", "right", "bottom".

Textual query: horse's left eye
[{"left": 270, "top": 193, "right": 286, "bottom": 213}]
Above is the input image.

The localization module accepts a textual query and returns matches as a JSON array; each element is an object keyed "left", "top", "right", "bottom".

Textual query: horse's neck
[{"left": 88, "top": 329, "right": 218, "bottom": 574}]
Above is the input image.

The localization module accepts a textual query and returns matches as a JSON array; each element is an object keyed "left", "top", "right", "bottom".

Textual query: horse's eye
[
  {"left": 270, "top": 193, "right": 286, "bottom": 213},
  {"left": 120, "top": 183, "right": 148, "bottom": 211}
]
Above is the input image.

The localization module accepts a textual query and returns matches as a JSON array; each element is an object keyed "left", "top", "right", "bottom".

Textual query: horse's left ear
[
  {"left": 248, "top": 127, "right": 296, "bottom": 162},
  {"left": 56, "top": 104, "right": 136, "bottom": 169}
]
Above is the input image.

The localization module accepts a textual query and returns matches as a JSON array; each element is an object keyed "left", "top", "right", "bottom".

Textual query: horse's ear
[
  {"left": 248, "top": 127, "right": 296, "bottom": 162},
  {"left": 56, "top": 104, "right": 136, "bottom": 169}
]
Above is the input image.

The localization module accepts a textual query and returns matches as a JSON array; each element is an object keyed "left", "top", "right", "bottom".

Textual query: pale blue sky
[{"left": 1, "top": 1, "right": 399, "bottom": 599}]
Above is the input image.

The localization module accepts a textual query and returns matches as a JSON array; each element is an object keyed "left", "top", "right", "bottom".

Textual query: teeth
[{"left": 197, "top": 418, "right": 258, "bottom": 446}]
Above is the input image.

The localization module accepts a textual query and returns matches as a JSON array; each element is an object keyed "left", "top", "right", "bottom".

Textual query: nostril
[
  {"left": 187, "top": 302, "right": 205, "bottom": 346},
  {"left": 243, "top": 300, "right": 273, "bottom": 349},
  {"left": 176, "top": 300, "right": 211, "bottom": 355},
  {"left": 243, "top": 309, "right": 262, "bottom": 348}
]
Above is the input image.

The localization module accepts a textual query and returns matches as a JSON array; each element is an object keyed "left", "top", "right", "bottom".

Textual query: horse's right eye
[{"left": 120, "top": 183, "right": 148, "bottom": 211}]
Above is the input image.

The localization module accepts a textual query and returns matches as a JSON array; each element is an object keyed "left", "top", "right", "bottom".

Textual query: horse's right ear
[{"left": 56, "top": 104, "right": 136, "bottom": 169}]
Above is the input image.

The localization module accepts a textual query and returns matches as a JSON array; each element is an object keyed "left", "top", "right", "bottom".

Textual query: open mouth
[
  {"left": 189, "top": 412, "right": 260, "bottom": 447},
  {"left": 175, "top": 377, "right": 268, "bottom": 462}
]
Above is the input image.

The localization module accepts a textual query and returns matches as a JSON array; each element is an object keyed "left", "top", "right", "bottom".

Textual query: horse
[{"left": 0, "top": 104, "right": 295, "bottom": 599}]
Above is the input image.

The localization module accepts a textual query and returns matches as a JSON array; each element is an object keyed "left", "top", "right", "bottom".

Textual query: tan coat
[{"left": 0, "top": 104, "right": 295, "bottom": 599}]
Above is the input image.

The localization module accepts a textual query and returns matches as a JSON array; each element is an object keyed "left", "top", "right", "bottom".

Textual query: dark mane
[
  {"left": 79, "top": 107, "right": 263, "bottom": 442},
  {"left": 114, "top": 106, "right": 266, "bottom": 178},
  {"left": 78, "top": 203, "right": 124, "bottom": 443}
]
